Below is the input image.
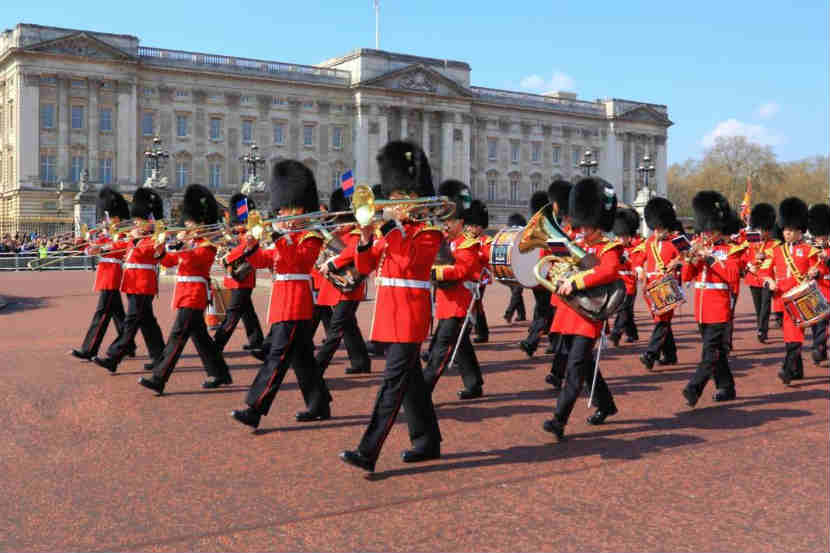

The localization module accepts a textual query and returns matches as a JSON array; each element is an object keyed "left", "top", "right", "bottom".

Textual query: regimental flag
[
  {"left": 235, "top": 197, "right": 249, "bottom": 222},
  {"left": 341, "top": 169, "right": 355, "bottom": 198},
  {"left": 740, "top": 176, "right": 752, "bottom": 224}
]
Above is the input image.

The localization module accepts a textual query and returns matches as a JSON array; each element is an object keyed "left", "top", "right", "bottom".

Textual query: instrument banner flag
[{"left": 341, "top": 170, "right": 355, "bottom": 198}]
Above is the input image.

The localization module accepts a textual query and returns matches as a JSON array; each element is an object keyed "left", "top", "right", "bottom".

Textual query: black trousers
[
  {"left": 554, "top": 335, "right": 615, "bottom": 424},
  {"left": 504, "top": 286, "right": 526, "bottom": 320},
  {"left": 315, "top": 300, "right": 370, "bottom": 373},
  {"left": 154, "top": 307, "right": 230, "bottom": 383},
  {"left": 358, "top": 342, "right": 441, "bottom": 461},
  {"left": 812, "top": 320, "right": 828, "bottom": 358},
  {"left": 526, "top": 288, "right": 554, "bottom": 350},
  {"left": 80, "top": 289, "right": 134, "bottom": 357},
  {"left": 783, "top": 342, "right": 805, "bottom": 378},
  {"left": 473, "top": 287, "right": 488, "bottom": 339},
  {"left": 686, "top": 323, "right": 734, "bottom": 396},
  {"left": 105, "top": 293, "right": 165, "bottom": 365},
  {"left": 611, "top": 293, "right": 638, "bottom": 340},
  {"left": 549, "top": 333, "right": 568, "bottom": 380},
  {"left": 245, "top": 320, "right": 331, "bottom": 416},
  {"left": 749, "top": 286, "right": 771, "bottom": 336},
  {"left": 645, "top": 321, "right": 677, "bottom": 361},
  {"left": 212, "top": 288, "right": 264, "bottom": 351},
  {"left": 423, "top": 317, "right": 483, "bottom": 391}
]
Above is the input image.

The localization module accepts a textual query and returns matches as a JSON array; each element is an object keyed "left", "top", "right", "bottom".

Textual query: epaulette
[
  {"left": 630, "top": 241, "right": 647, "bottom": 254},
  {"left": 299, "top": 230, "right": 323, "bottom": 243},
  {"left": 414, "top": 223, "right": 443, "bottom": 236},
  {"left": 481, "top": 235, "right": 494, "bottom": 245},
  {"left": 349, "top": 228, "right": 363, "bottom": 236},
  {"left": 456, "top": 237, "right": 480, "bottom": 250},
  {"left": 728, "top": 242, "right": 749, "bottom": 256},
  {"left": 600, "top": 239, "right": 624, "bottom": 256},
  {"left": 809, "top": 246, "right": 822, "bottom": 257}
]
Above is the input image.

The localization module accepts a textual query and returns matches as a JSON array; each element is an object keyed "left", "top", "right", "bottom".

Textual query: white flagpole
[{"left": 374, "top": 0, "right": 380, "bottom": 49}]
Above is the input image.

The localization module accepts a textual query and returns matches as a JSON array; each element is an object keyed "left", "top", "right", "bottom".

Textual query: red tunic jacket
[
  {"left": 681, "top": 242, "right": 740, "bottom": 324},
  {"left": 247, "top": 231, "right": 323, "bottom": 325},
  {"left": 222, "top": 240, "right": 257, "bottom": 290},
  {"left": 432, "top": 233, "right": 481, "bottom": 320},
  {"left": 159, "top": 241, "right": 217, "bottom": 310},
  {"left": 355, "top": 221, "right": 442, "bottom": 343},
  {"left": 760, "top": 241, "right": 822, "bottom": 342},
  {"left": 632, "top": 235, "right": 681, "bottom": 322},
  {"left": 87, "top": 234, "right": 129, "bottom": 291},
  {"left": 317, "top": 228, "right": 367, "bottom": 305},
  {"left": 742, "top": 239, "right": 779, "bottom": 288},
  {"left": 121, "top": 237, "right": 159, "bottom": 296}
]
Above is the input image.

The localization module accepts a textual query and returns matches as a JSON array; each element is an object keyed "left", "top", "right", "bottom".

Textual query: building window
[
  {"left": 509, "top": 175, "right": 520, "bottom": 202},
  {"left": 99, "top": 108, "right": 112, "bottom": 132},
  {"left": 303, "top": 125, "right": 314, "bottom": 147},
  {"left": 531, "top": 174, "right": 542, "bottom": 192},
  {"left": 142, "top": 112, "right": 154, "bottom": 136},
  {"left": 143, "top": 87, "right": 154, "bottom": 97},
  {"left": 175, "top": 90, "right": 189, "bottom": 98},
  {"left": 142, "top": 159, "right": 153, "bottom": 182},
  {"left": 273, "top": 123, "right": 285, "bottom": 145},
  {"left": 552, "top": 145, "right": 561, "bottom": 164},
  {"left": 331, "top": 169, "right": 342, "bottom": 190},
  {"left": 71, "top": 106, "right": 84, "bottom": 130},
  {"left": 176, "top": 115, "right": 188, "bottom": 137},
  {"left": 242, "top": 120, "right": 253, "bottom": 144},
  {"left": 242, "top": 164, "right": 252, "bottom": 184},
  {"left": 332, "top": 126, "right": 343, "bottom": 149},
  {"left": 71, "top": 156, "right": 84, "bottom": 183},
  {"left": 241, "top": 95, "right": 252, "bottom": 105},
  {"left": 71, "top": 79, "right": 85, "bottom": 89},
  {"left": 531, "top": 142, "right": 541, "bottom": 162},
  {"left": 332, "top": 104, "right": 344, "bottom": 112},
  {"left": 41, "top": 104, "right": 55, "bottom": 129},
  {"left": 487, "top": 175, "right": 497, "bottom": 201},
  {"left": 572, "top": 146, "right": 582, "bottom": 167},
  {"left": 176, "top": 161, "right": 190, "bottom": 187},
  {"left": 487, "top": 138, "right": 497, "bottom": 161},
  {"left": 40, "top": 155, "right": 57, "bottom": 184},
  {"left": 209, "top": 163, "right": 222, "bottom": 189},
  {"left": 99, "top": 158, "right": 113, "bottom": 185},
  {"left": 210, "top": 117, "right": 222, "bottom": 140},
  {"left": 302, "top": 101, "right": 314, "bottom": 110},
  {"left": 273, "top": 96, "right": 287, "bottom": 105},
  {"left": 511, "top": 141, "right": 520, "bottom": 163}
]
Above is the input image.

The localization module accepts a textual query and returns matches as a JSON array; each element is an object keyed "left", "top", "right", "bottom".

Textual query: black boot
[
  {"left": 230, "top": 407, "right": 261, "bottom": 429},
  {"left": 586, "top": 404, "right": 618, "bottom": 425},
  {"left": 542, "top": 417, "right": 565, "bottom": 441},
  {"left": 339, "top": 450, "right": 376, "bottom": 472},
  {"left": 138, "top": 376, "right": 164, "bottom": 395},
  {"left": 93, "top": 356, "right": 118, "bottom": 373},
  {"left": 639, "top": 353, "right": 655, "bottom": 371}
]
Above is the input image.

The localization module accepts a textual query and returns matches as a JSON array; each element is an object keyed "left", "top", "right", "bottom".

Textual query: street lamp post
[
  {"left": 143, "top": 136, "right": 170, "bottom": 189},
  {"left": 239, "top": 143, "right": 266, "bottom": 195},
  {"left": 577, "top": 149, "right": 598, "bottom": 177},
  {"left": 637, "top": 154, "right": 656, "bottom": 197}
]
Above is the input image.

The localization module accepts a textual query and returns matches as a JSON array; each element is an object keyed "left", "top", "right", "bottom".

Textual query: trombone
[{"left": 342, "top": 184, "right": 456, "bottom": 227}]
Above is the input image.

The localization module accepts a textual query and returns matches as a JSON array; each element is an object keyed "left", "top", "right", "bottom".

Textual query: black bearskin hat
[
  {"left": 507, "top": 212, "right": 527, "bottom": 228},
  {"left": 438, "top": 179, "right": 473, "bottom": 223},
  {"left": 644, "top": 197, "right": 677, "bottom": 231},
  {"left": 467, "top": 199, "right": 489, "bottom": 228},
  {"left": 371, "top": 184, "right": 385, "bottom": 200},
  {"left": 228, "top": 193, "right": 256, "bottom": 225},
  {"left": 181, "top": 184, "right": 219, "bottom": 226},
  {"left": 96, "top": 186, "right": 130, "bottom": 221},
  {"left": 328, "top": 188, "right": 349, "bottom": 213},
  {"left": 131, "top": 187, "right": 164, "bottom": 220},
  {"left": 270, "top": 159, "right": 319, "bottom": 214},
  {"left": 377, "top": 140, "right": 433, "bottom": 198},
  {"left": 808, "top": 203, "right": 830, "bottom": 237},
  {"left": 772, "top": 223, "right": 783, "bottom": 242},
  {"left": 613, "top": 208, "right": 641, "bottom": 237},
  {"left": 723, "top": 208, "right": 742, "bottom": 237},
  {"left": 779, "top": 197, "right": 808, "bottom": 232},
  {"left": 529, "top": 191, "right": 549, "bottom": 217},
  {"left": 547, "top": 179, "right": 572, "bottom": 218},
  {"left": 749, "top": 203, "right": 776, "bottom": 232},
  {"left": 569, "top": 177, "right": 617, "bottom": 232},
  {"left": 692, "top": 190, "right": 730, "bottom": 233}
]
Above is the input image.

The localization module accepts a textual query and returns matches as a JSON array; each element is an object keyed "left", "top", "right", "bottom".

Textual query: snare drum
[
  {"left": 489, "top": 227, "right": 547, "bottom": 288},
  {"left": 782, "top": 280, "right": 830, "bottom": 328},
  {"left": 205, "top": 279, "right": 233, "bottom": 330},
  {"left": 644, "top": 275, "right": 685, "bottom": 316}
]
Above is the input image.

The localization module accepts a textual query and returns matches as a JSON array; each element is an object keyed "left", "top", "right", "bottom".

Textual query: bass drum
[{"left": 489, "top": 227, "right": 549, "bottom": 288}]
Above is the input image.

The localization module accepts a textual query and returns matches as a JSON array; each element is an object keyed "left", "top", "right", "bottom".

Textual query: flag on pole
[
  {"left": 235, "top": 197, "right": 249, "bottom": 222},
  {"left": 341, "top": 169, "right": 355, "bottom": 198},
  {"left": 740, "top": 176, "right": 752, "bottom": 224}
]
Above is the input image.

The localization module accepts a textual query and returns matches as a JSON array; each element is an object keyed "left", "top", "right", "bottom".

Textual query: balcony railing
[{"left": 471, "top": 87, "right": 605, "bottom": 116}]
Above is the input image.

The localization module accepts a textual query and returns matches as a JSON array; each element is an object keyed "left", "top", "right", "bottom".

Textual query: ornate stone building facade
[{"left": 0, "top": 23, "right": 671, "bottom": 234}]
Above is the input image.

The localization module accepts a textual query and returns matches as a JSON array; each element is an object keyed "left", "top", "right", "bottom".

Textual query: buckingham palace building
[{"left": 0, "top": 23, "right": 671, "bottom": 235}]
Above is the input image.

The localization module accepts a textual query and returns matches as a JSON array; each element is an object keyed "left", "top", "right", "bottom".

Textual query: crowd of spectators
[{"left": 0, "top": 233, "right": 61, "bottom": 255}]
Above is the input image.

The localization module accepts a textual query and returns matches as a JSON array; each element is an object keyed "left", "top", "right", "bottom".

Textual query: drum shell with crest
[{"left": 782, "top": 280, "right": 830, "bottom": 328}]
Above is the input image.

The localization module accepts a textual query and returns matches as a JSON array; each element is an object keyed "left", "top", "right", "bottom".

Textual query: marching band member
[
  {"left": 340, "top": 141, "right": 443, "bottom": 473},
  {"left": 543, "top": 177, "right": 621, "bottom": 441},
  {"left": 316, "top": 188, "right": 372, "bottom": 375},
  {"left": 634, "top": 197, "right": 682, "bottom": 370},
  {"left": 137, "top": 185, "right": 231, "bottom": 394},
  {"left": 502, "top": 212, "right": 527, "bottom": 324},
  {"left": 423, "top": 180, "right": 484, "bottom": 399},
  {"left": 71, "top": 187, "right": 136, "bottom": 360},
  {"left": 230, "top": 160, "right": 332, "bottom": 428},
  {"left": 680, "top": 191, "right": 741, "bottom": 406},
  {"left": 93, "top": 188, "right": 165, "bottom": 373},
  {"left": 609, "top": 208, "right": 641, "bottom": 347},
  {"left": 743, "top": 203, "right": 778, "bottom": 343},
  {"left": 212, "top": 193, "right": 265, "bottom": 356},
  {"left": 723, "top": 210, "right": 747, "bottom": 352},
  {"left": 519, "top": 191, "right": 554, "bottom": 357},
  {"left": 760, "top": 198, "right": 823, "bottom": 384},
  {"left": 807, "top": 203, "right": 830, "bottom": 365}
]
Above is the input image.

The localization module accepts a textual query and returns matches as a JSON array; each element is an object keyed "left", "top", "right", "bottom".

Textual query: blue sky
[{"left": 7, "top": 1, "right": 828, "bottom": 165}]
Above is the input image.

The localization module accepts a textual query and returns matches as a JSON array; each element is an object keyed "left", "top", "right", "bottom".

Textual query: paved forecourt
[{"left": 0, "top": 271, "right": 827, "bottom": 552}]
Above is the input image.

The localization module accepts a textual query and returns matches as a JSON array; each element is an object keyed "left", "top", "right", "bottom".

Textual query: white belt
[
  {"left": 618, "top": 270, "right": 633, "bottom": 275},
  {"left": 376, "top": 277, "right": 431, "bottom": 290},
  {"left": 177, "top": 276, "right": 209, "bottom": 285},
  {"left": 693, "top": 282, "right": 729, "bottom": 290},
  {"left": 124, "top": 263, "right": 155, "bottom": 270},
  {"left": 98, "top": 258, "right": 122, "bottom": 265},
  {"left": 272, "top": 274, "right": 312, "bottom": 282},
  {"left": 647, "top": 272, "right": 664, "bottom": 277}
]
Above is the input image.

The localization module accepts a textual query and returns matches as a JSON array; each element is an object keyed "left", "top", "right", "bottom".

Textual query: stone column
[
  {"left": 440, "top": 112, "right": 454, "bottom": 181},
  {"left": 400, "top": 108, "right": 409, "bottom": 141},
  {"left": 421, "top": 108, "right": 431, "bottom": 156},
  {"left": 461, "top": 114, "right": 472, "bottom": 186},
  {"left": 57, "top": 76, "right": 69, "bottom": 183},
  {"left": 654, "top": 135, "right": 667, "bottom": 197},
  {"left": 17, "top": 73, "right": 40, "bottom": 187},
  {"left": 116, "top": 81, "right": 137, "bottom": 187},
  {"left": 376, "top": 104, "right": 389, "bottom": 181},
  {"left": 603, "top": 125, "right": 624, "bottom": 200},
  {"left": 354, "top": 102, "right": 371, "bottom": 184},
  {"left": 88, "top": 80, "right": 99, "bottom": 183}
]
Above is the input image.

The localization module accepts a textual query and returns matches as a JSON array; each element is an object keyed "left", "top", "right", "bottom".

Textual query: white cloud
[
  {"left": 757, "top": 102, "right": 780, "bottom": 119},
  {"left": 701, "top": 118, "right": 785, "bottom": 148},
  {"left": 519, "top": 71, "right": 575, "bottom": 93}
]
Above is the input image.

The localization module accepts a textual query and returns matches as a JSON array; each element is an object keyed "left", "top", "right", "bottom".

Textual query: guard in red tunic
[
  {"left": 680, "top": 191, "right": 741, "bottom": 406},
  {"left": 94, "top": 188, "right": 166, "bottom": 373},
  {"left": 340, "top": 141, "right": 443, "bottom": 473},
  {"left": 609, "top": 208, "right": 641, "bottom": 347},
  {"left": 137, "top": 185, "right": 232, "bottom": 394},
  {"left": 423, "top": 180, "right": 483, "bottom": 398},
  {"left": 230, "top": 160, "right": 331, "bottom": 429},
  {"left": 212, "top": 193, "right": 264, "bottom": 355},
  {"left": 316, "top": 188, "right": 371, "bottom": 375},
  {"left": 743, "top": 203, "right": 779, "bottom": 343},
  {"left": 518, "top": 190, "right": 556, "bottom": 357},
  {"left": 632, "top": 197, "right": 682, "bottom": 370},
  {"left": 760, "top": 198, "right": 824, "bottom": 384},
  {"left": 502, "top": 211, "right": 528, "bottom": 324},
  {"left": 543, "top": 178, "right": 622, "bottom": 441},
  {"left": 72, "top": 187, "right": 136, "bottom": 360},
  {"left": 807, "top": 204, "right": 830, "bottom": 365}
]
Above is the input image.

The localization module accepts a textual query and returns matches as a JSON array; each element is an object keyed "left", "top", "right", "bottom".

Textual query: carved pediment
[
  {"left": 24, "top": 32, "right": 136, "bottom": 62},
  {"left": 616, "top": 105, "right": 673, "bottom": 127},
  {"left": 357, "top": 64, "right": 472, "bottom": 98}
]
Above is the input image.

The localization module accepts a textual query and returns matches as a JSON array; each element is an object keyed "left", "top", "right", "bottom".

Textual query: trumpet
[{"left": 346, "top": 184, "right": 456, "bottom": 227}]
